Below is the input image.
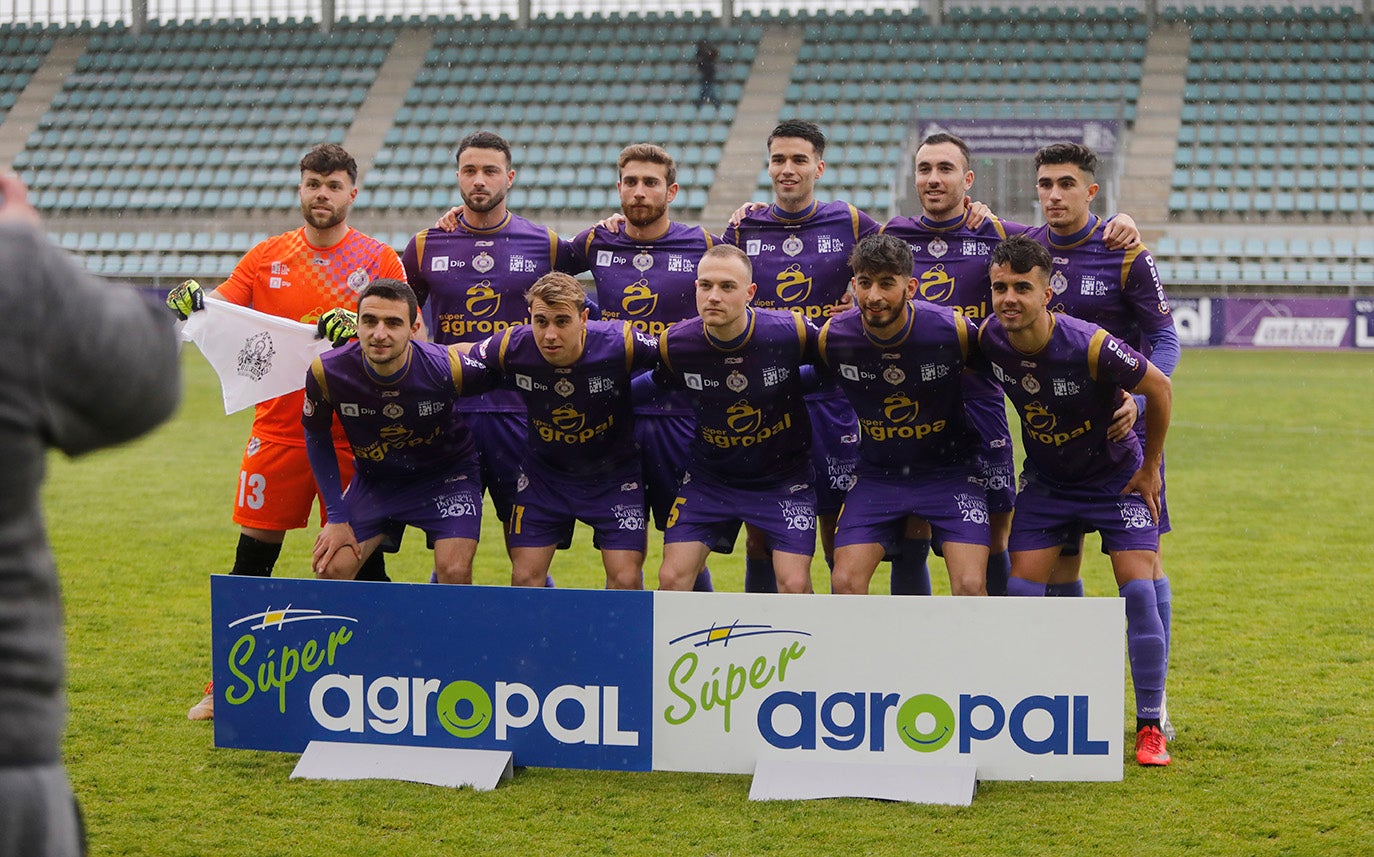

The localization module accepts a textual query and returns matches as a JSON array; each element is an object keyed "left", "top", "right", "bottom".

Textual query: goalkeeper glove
[
  {"left": 317, "top": 307, "right": 358, "bottom": 346},
  {"left": 165, "top": 279, "right": 205, "bottom": 320}
]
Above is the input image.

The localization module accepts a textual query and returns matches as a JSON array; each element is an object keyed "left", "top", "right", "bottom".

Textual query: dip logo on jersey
[
  {"left": 465, "top": 282, "right": 501, "bottom": 318},
  {"left": 919, "top": 264, "right": 956, "bottom": 303},
  {"left": 622, "top": 280, "right": 659, "bottom": 318},
  {"left": 430, "top": 255, "right": 452, "bottom": 272},
  {"left": 776, "top": 264, "right": 813, "bottom": 305},
  {"left": 663, "top": 621, "right": 811, "bottom": 733},
  {"left": 237, "top": 331, "right": 275, "bottom": 381}
]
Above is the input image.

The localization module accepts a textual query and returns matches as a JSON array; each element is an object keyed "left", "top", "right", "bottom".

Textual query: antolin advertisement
[{"left": 213, "top": 578, "right": 1125, "bottom": 781}]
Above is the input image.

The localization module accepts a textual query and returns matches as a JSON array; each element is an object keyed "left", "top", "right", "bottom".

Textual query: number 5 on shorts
[{"left": 665, "top": 496, "right": 686, "bottom": 529}]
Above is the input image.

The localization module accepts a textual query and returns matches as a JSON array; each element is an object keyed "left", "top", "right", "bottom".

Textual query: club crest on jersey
[
  {"left": 517, "top": 472, "right": 529, "bottom": 492},
  {"left": 555, "top": 378, "right": 575, "bottom": 398},
  {"left": 1050, "top": 270, "right": 1069, "bottom": 295},
  {"left": 726, "top": 370, "right": 749, "bottom": 392},
  {"left": 236, "top": 331, "right": 275, "bottom": 382},
  {"left": 927, "top": 237, "right": 949, "bottom": 259},
  {"left": 883, "top": 365, "right": 906, "bottom": 385},
  {"left": 302, "top": 398, "right": 314, "bottom": 417},
  {"left": 633, "top": 251, "right": 654, "bottom": 272},
  {"left": 245, "top": 437, "right": 261, "bottom": 456},
  {"left": 782, "top": 234, "right": 804, "bottom": 257},
  {"left": 1022, "top": 375, "right": 1041, "bottom": 394},
  {"left": 347, "top": 268, "right": 370, "bottom": 294},
  {"left": 383, "top": 403, "right": 403, "bottom": 419},
  {"left": 472, "top": 251, "right": 495, "bottom": 274}
]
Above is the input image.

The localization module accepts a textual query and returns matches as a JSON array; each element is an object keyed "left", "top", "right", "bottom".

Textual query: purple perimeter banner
[{"left": 1172, "top": 297, "right": 1374, "bottom": 349}]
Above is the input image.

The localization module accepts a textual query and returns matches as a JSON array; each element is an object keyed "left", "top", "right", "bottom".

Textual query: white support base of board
[
  {"left": 749, "top": 757, "right": 977, "bottom": 806},
  {"left": 291, "top": 741, "right": 513, "bottom": 791}
]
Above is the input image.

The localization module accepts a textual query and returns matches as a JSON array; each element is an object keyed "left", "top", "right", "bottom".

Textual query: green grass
[{"left": 46, "top": 349, "right": 1374, "bottom": 855}]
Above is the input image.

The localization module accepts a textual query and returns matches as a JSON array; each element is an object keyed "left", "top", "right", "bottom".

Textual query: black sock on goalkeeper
[{"left": 230, "top": 534, "right": 282, "bottom": 576}]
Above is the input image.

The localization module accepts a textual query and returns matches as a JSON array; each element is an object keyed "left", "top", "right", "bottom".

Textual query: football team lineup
[{"left": 165, "top": 126, "right": 1178, "bottom": 770}]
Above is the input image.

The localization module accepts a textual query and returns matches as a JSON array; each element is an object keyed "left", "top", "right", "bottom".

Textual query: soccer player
[
  {"left": 980, "top": 235, "right": 1174, "bottom": 766},
  {"left": 570, "top": 143, "right": 719, "bottom": 591},
  {"left": 166, "top": 143, "right": 405, "bottom": 721},
  {"left": 722, "top": 119, "right": 873, "bottom": 592},
  {"left": 403, "top": 131, "right": 583, "bottom": 559},
  {"left": 1025, "top": 141, "right": 1179, "bottom": 733},
  {"left": 820, "top": 234, "right": 989, "bottom": 596},
  {"left": 304, "top": 279, "right": 483, "bottom": 583},
  {"left": 462, "top": 273, "right": 659, "bottom": 589},
  {"left": 882, "top": 132, "right": 1142, "bottom": 596},
  {"left": 654, "top": 245, "right": 819, "bottom": 593},
  {"left": 0, "top": 170, "right": 179, "bottom": 857}
]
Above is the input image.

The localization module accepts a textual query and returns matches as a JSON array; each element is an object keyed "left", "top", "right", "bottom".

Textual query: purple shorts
[
  {"left": 508, "top": 461, "right": 647, "bottom": 552},
  {"left": 807, "top": 393, "right": 860, "bottom": 516},
  {"left": 634, "top": 412, "right": 695, "bottom": 530},
  {"left": 469, "top": 411, "right": 526, "bottom": 522},
  {"left": 1010, "top": 468, "right": 1160, "bottom": 554},
  {"left": 1132, "top": 419, "right": 1171, "bottom": 534},
  {"left": 835, "top": 470, "right": 990, "bottom": 550},
  {"left": 346, "top": 467, "right": 482, "bottom": 551},
  {"left": 664, "top": 470, "right": 817, "bottom": 556},
  {"left": 966, "top": 394, "right": 1016, "bottom": 514}
]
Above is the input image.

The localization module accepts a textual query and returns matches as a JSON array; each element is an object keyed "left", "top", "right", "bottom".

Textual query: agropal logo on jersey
[
  {"left": 775, "top": 264, "right": 813, "bottom": 306},
  {"left": 621, "top": 280, "right": 659, "bottom": 319},
  {"left": 465, "top": 282, "right": 501, "bottom": 318},
  {"left": 662, "top": 619, "right": 1111, "bottom": 759},
  {"left": 222, "top": 604, "right": 641, "bottom": 750},
  {"left": 919, "top": 264, "right": 956, "bottom": 304}
]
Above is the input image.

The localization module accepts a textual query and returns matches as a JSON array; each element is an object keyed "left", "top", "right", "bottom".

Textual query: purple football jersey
[
  {"left": 471, "top": 320, "right": 658, "bottom": 476},
  {"left": 658, "top": 308, "right": 816, "bottom": 488},
  {"left": 402, "top": 212, "right": 584, "bottom": 413},
  {"left": 571, "top": 220, "right": 719, "bottom": 417},
  {"left": 979, "top": 312, "right": 1149, "bottom": 489},
  {"left": 882, "top": 211, "right": 1030, "bottom": 400},
  {"left": 1023, "top": 216, "right": 1173, "bottom": 355},
  {"left": 303, "top": 340, "right": 480, "bottom": 481},
  {"left": 724, "top": 200, "right": 880, "bottom": 319},
  {"left": 818, "top": 301, "right": 981, "bottom": 476}
]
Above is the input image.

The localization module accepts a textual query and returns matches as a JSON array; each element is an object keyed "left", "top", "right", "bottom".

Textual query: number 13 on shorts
[{"left": 238, "top": 471, "right": 266, "bottom": 511}]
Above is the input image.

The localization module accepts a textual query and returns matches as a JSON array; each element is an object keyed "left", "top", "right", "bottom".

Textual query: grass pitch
[{"left": 46, "top": 348, "right": 1374, "bottom": 855}]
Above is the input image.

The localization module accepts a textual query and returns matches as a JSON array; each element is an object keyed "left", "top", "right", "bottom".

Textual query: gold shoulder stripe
[
  {"left": 659, "top": 323, "right": 675, "bottom": 372},
  {"left": 448, "top": 345, "right": 464, "bottom": 392},
  {"left": 548, "top": 229, "right": 560, "bottom": 269},
  {"left": 793, "top": 310, "right": 808, "bottom": 352},
  {"left": 498, "top": 329, "right": 513, "bottom": 371},
  {"left": 623, "top": 322, "right": 635, "bottom": 372},
  {"left": 991, "top": 215, "right": 1008, "bottom": 241},
  {"left": 1121, "top": 245, "right": 1143, "bottom": 287},
  {"left": 310, "top": 357, "right": 330, "bottom": 402},
  {"left": 817, "top": 318, "right": 832, "bottom": 366},
  {"left": 848, "top": 203, "right": 861, "bottom": 240},
  {"left": 954, "top": 313, "right": 970, "bottom": 360},
  {"left": 1087, "top": 327, "right": 1108, "bottom": 381}
]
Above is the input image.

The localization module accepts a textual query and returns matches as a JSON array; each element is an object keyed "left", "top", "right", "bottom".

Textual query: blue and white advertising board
[{"left": 213, "top": 578, "right": 1125, "bottom": 782}]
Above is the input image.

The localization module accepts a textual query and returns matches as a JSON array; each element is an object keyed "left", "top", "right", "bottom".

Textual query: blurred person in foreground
[{"left": 0, "top": 171, "right": 180, "bottom": 856}]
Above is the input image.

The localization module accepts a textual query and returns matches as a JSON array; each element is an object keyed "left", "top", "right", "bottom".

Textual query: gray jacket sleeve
[{"left": 0, "top": 223, "right": 181, "bottom": 454}]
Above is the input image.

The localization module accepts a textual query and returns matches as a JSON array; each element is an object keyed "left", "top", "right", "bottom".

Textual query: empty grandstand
[{"left": 0, "top": 0, "right": 1370, "bottom": 293}]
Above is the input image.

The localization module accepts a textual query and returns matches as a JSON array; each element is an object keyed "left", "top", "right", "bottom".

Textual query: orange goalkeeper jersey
[{"left": 216, "top": 226, "right": 406, "bottom": 446}]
